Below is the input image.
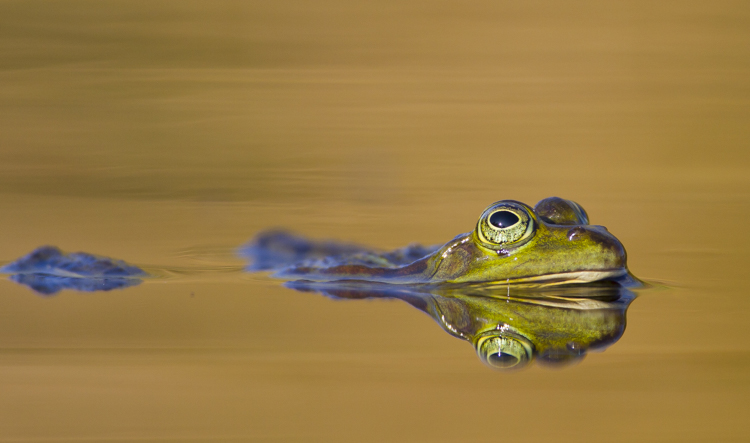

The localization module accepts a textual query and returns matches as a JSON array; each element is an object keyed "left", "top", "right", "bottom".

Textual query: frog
[
  {"left": 1, "top": 246, "right": 147, "bottom": 295},
  {"left": 285, "top": 279, "right": 636, "bottom": 370},
  {"left": 242, "top": 197, "right": 636, "bottom": 288}
]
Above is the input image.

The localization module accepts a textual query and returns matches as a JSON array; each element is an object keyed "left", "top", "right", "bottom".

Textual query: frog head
[{"left": 431, "top": 197, "right": 629, "bottom": 286}]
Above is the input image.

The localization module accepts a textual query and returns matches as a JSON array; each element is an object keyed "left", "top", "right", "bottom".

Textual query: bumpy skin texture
[
  {"left": 1, "top": 246, "right": 146, "bottom": 277},
  {"left": 244, "top": 197, "right": 633, "bottom": 287},
  {"left": 1, "top": 246, "right": 146, "bottom": 295}
]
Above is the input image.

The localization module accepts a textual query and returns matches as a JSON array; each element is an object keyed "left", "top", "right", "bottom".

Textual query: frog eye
[
  {"left": 475, "top": 332, "right": 533, "bottom": 370},
  {"left": 476, "top": 202, "right": 535, "bottom": 248}
]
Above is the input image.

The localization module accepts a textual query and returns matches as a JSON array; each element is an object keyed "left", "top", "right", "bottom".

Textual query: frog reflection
[{"left": 287, "top": 281, "right": 636, "bottom": 370}]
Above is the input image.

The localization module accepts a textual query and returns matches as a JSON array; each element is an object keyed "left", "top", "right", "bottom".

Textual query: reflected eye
[
  {"left": 476, "top": 202, "right": 535, "bottom": 248},
  {"left": 475, "top": 332, "right": 533, "bottom": 370}
]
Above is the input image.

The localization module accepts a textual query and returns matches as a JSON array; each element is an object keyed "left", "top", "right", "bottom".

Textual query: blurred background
[{"left": 0, "top": 1, "right": 748, "bottom": 441}]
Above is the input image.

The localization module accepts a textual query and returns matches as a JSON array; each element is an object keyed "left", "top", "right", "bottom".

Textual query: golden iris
[{"left": 476, "top": 202, "right": 535, "bottom": 248}]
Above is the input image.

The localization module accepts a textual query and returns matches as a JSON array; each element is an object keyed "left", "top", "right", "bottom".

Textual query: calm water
[{"left": 1, "top": 1, "right": 749, "bottom": 441}]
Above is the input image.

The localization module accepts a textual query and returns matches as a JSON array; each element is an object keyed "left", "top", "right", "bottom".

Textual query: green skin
[
  {"left": 275, "top": 197, "right": 631, "bottom": 287},
  {"left": 287, "top": 281, "right": 635, "bottom": 370},
  {"left": 427, "top": 286, "right": 633, "bottom": 369}
]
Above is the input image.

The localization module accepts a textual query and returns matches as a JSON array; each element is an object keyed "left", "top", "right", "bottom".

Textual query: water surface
[{"left": 0, "top": 1, "right": 748, "bottom": 441}]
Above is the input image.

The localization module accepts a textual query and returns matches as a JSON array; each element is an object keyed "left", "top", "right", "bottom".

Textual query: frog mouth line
[{"left": 498, "top": 268, "right": 629, "bottom": 286}]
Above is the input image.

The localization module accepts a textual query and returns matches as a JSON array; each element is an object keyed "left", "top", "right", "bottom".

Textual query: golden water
[{"left": 0, "top": 1, "right": 748, "bottom": 441}]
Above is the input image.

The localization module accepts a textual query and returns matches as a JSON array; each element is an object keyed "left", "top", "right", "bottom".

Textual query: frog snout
[
  {"left": 566, "top": 225, "right": 627, "bottom": 268},
  {"left": 567, "top": 226, "right": 588, "bottom": 240}
]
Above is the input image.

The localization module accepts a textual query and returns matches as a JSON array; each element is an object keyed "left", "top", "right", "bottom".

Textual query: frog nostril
[{"left": 567, "top": 227, "right": 586, "bottom": 241}]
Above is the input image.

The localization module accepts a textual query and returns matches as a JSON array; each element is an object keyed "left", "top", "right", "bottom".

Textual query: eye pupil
[{"left": 489, "top": 211, "right": 519, "bottom": 228}]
